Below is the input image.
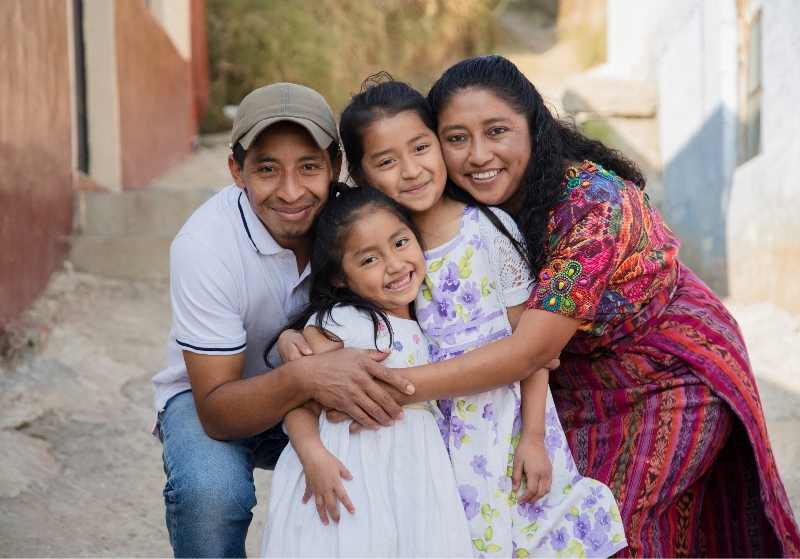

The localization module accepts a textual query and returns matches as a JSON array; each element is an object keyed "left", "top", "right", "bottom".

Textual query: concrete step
[
  {"left": 68, "top": 187, "right": 220, "bottom": 280},
  {"left": 73, "top": 187, "right": 220, "bottom": 236}
]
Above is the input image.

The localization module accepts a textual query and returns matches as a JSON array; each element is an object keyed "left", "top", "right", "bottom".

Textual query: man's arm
[{"left": 185, "top": 347, "right": 413, "bottom": 441}]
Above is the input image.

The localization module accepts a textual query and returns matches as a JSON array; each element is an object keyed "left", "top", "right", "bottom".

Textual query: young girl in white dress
[
  {"left": 260, "top": 186, "right": 473, "bottom": 557},
  {"left": 333, "top": 77, "right": 628, "bottom": 557}
]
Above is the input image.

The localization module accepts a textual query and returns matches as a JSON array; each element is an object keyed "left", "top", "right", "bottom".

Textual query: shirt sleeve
[
  {"left": 526, "top": 198, "right": 620, "bottom": 321},
  {"left": 488, "top": 207, "right": 533, "bottom": 307},
  {"left": 306, "top": 305, "right": 390, "bottom": 352},
  {"left": 170, "top": 232, "right": 247, "bottom": 354}
]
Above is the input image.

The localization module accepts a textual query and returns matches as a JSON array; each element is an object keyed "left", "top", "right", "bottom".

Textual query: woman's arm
[{"left": 397, "top": 308, "right": 580, "bottom": 404}]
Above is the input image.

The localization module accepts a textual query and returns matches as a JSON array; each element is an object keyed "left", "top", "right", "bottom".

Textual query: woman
[{"left": 422, "top": 54, "right": 800, "bottom": 557}]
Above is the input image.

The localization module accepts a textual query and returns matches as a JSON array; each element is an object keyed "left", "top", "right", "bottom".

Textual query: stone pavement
[{"left": 0, "top": 269, "right": 798, "bottom": 556}]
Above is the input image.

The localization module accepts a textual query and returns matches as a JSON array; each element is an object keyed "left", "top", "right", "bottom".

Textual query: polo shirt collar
[{"left": 236, "top": 190, "right": 284, "bottom": 255}]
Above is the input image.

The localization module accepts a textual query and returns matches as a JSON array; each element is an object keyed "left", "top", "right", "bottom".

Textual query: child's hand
[
  {"left": 511, "top": 433, "right": 553, "bottom": 505},
  {"left": 278, "top": 329, "right": 313, "bottom": 363},
  {"left": 300, "top": 448, "right": 356, "bottom": 525}
]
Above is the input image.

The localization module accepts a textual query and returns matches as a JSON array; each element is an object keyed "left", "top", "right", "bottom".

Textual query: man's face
[{"left": 229, "top": 121, "right": 341, "bottom": 248}]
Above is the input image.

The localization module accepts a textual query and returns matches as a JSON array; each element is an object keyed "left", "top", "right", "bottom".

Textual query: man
[{"left": 152, "top": 83, "right": 414, "bottom": 557}]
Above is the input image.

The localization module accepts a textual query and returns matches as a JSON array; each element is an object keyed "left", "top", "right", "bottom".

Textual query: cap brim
[{"left": 238, "top": 117, "right": 335, "bottom": 150}]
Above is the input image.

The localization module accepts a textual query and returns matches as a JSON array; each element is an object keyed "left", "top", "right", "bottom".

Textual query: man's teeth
[
  {"left": 387, "top": 274, "right": 411, "bottom": 289},
  {"left": 471, "top": 170, "right": 499, "bottom": 180}
]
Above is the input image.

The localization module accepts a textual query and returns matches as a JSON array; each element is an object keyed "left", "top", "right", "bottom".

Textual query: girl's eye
[
  {"left": 377, "top": 158, "right": 396, "bottom": 167},
  {"left": 395, "top": 238, "right": 409, "bottom": 248},
  {"left": 361, "top": 256, "right": 377, "bottom": 265},
  {"left": 489, "top": 127, "right": 508, "bottom": 136},
  {"left": 414, "top": 144, "right": 429, "bottom": 153},
  {"left": 446, "top": 134, "right": 466, "bottom": 143}
]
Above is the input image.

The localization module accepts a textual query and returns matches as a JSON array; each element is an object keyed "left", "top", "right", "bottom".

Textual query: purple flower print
[
  {"left": 582, "top": 487, "right": 603, "bottom": 510},
  {"left": 450, "top": 417, "right": 466, "bottom": 449},
  {"left": 464, "top": 307, "right": 485, "bottom": 335},
  {"left": 436, "top": 417, "right": 450, "bottom": 451},
  {"left": 433, "top": 286, "right": 456, "bottom": 321},
  {"left": 393, "top": 341, "right": 403, "bottom": 352},
  {"left": 459, "top": 484, "right": 480, "bottom": 520},
  {"left": 466, "top": 206, "right": 480, "bottom": 221},
  {"left": 482, "top": 403, "right": 494, "bottom": 421},
  {"left": 568, "top": 511, "right": 591, "bottom": 540},
  {"left": 457, "top": 281, "right": 481, "bottom": 310},
  {"left": 594, "top": 507, "right": 613, "bottom": 533},
  {"left": 545, "top": 428, "right": 562, "bottom": 462},
  {"left": 583, "top": 526, "right": 615, "bottom": 556},
  {"left": 546, "top": 407, "right": 560, "bottom": 429},
  {"left": 438, "top": 398, "right": 454, "bottom": 418},
  {"left": 470, "top": 455, "right": 493, "bottom": 479},
  {"left": 467, "top": 233, "right": 486, "bottom": 251},
  {"left": 441, "top": 262, "right": 461, "bottom": 292},
  {"left": 518, "top": 497, "right": 551, "bottom": 522},
  {"left": 550, "top": 527, "right": 569, "bottom": 552}
]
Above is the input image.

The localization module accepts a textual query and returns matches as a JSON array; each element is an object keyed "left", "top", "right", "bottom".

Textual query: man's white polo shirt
[{"left": 151, "top": 184, "right": 310, "bottom": 425}]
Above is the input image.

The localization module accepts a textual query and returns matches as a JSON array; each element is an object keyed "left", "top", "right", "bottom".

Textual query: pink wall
[
  {"left": 0, "top": 0, "right": 73, "bottom": 321},
  {"left": 116, "top": 0, "right": 196, "bottom": 190}
]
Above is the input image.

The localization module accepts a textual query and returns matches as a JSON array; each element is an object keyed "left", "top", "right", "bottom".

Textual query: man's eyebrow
[{"left": 298, "top": 152, "right": 325, "bottom": 162}]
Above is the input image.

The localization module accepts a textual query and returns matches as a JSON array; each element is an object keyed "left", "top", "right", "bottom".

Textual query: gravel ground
[{"left": 0, "top": 269, "right": 798, "bottom": 557}]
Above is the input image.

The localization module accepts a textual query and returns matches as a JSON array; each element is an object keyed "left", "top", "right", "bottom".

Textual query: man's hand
[
  {"left": 512, "top": 433, "right": 553, "bottom": 505},
  {"left": 296, "top": 347, "right": 414, "bottom": 430},
  {"left": 278, "top": 329, "right": 313, "bottom": 363}
]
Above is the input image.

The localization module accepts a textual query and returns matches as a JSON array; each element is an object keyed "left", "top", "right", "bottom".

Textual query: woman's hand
[
  {"left": 278, "top": 329, "right": 313, "bottom": 363},
  {"left": 512, "top": 433, "right": 553, "bottom": 505},
  {"left": 299, "top": 446, "right": 356, "bottom": 525}
]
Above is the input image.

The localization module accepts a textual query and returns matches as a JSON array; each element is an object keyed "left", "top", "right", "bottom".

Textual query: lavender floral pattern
[{"left": 416, "top": 206, "right": 627, "bottom": 557}]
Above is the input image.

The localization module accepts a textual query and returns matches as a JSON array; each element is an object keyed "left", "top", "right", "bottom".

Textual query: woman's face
[{"left": 437, "top": 88, "right": 532, "bottom": 208}]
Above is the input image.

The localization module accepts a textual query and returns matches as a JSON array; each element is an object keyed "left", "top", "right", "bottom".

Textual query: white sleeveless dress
[
  {"left": 416, "top": 206, "right": 627, "bottom": 558},
  {"left": 261, "top": 306, "right": 473, "bottom": 557}
]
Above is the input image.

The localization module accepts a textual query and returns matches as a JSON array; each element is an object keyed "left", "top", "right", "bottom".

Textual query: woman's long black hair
[
  {"left": 427, "top": 54, "right": 646, "bottom": 277},
  {"left": 339, "top": 73, "right": 530, "bottom": 270},
  {"left": 264, "top": 184, "right": 420, "bottom": 367}
]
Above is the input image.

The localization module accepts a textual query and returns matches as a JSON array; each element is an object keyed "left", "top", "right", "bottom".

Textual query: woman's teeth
[
  {"left": 387, "top": 273, "right": 412, "bottom": 290},
  {"left": 471, "top": 170, "right": 499, "bottom": 180}
]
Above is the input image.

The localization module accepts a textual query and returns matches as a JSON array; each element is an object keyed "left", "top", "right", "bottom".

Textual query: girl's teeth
[
  {"left": 388, "top": 274, "right": 411, "bottom": 289},
  {"left": 471, "top": 170, "right": 499, "bottom": 180}
]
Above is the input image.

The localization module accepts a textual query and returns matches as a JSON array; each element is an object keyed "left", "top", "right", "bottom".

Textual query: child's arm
[
  {"left": 284, "top": 325, "right": 356, "bottom": 524},
  {"left": 507, "top": 303, "right": 554, "bottom": 505}
]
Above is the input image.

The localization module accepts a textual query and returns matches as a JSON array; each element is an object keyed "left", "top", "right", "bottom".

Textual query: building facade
[{"left": 0, "top": 0, "right": 209, "bottom": 323}]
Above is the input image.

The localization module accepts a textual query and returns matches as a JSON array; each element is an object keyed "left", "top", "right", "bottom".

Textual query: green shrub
[{"left": 203, "top": 0, "right": 497, "bottom": 132}]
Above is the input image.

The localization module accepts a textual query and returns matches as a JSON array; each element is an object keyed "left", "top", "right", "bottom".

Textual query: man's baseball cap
[{"left": 231, "top": 83, "right": 339, "bottom": 151}]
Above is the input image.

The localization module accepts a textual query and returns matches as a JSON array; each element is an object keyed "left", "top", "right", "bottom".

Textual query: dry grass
[{"left": 202, "top": 0, "right": 497, "bottom": 132}]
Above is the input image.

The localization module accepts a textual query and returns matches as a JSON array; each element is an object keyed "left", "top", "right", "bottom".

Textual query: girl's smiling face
[
  {"left": 360, "top": 111, "right": 448, "bottom": 215},
  {"left": 339, "top": 209, "right": 426, "bottom": 319}
]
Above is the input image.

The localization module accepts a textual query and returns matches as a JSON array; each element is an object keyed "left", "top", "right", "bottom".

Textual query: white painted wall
[
  {"left": 727, "top": 0, "right": 800, "bottom": 312},
  {"left": 145, "top": 0, "right": 192, "bottom": 61},
  {"left": 603, "top": 0, "right": 658, "bottom": 83},
  {"left": 655, "top": 0, "right": 739, "bottom": 295}
]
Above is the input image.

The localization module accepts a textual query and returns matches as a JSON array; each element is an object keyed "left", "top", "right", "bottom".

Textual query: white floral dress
[
  {"left": 261, "top": 306, "right": 473, "bottom": 557},
  {"left": 416, "top": 206, "right": 627, "bottom": 558}
]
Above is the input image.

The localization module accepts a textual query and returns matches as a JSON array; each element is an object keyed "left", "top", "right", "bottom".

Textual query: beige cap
[{"left": 231, "top": 83, "right": 338, "bottom": 151}]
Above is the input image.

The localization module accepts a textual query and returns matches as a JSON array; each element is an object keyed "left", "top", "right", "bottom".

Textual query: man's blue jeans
[{"left": 158, "top": 391, "right": 289, "bottom": 558}]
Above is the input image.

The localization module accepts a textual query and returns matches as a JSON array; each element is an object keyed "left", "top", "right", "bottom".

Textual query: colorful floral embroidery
[{"left": 528, "top": 161, "right": 680, "bottom": 335}]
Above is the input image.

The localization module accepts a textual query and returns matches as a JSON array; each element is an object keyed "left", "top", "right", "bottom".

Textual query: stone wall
[{"left": 0, "top": 0, "right": 74, "bottom": 321}]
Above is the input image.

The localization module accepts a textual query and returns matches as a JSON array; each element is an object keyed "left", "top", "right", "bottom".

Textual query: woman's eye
[
  {"left": 489, "top": 127, "right": 508, "bottom": 136},
  {"left": 446, "top": 134, "right": 466, "bottom": 143},
  {"left": 395, "top": 238, "right": 409, "bottom": 248}
]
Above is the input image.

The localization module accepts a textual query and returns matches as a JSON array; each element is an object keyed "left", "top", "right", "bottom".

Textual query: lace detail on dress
[{"left": 487, "top": 207, "right": 532, "bottom": 308}]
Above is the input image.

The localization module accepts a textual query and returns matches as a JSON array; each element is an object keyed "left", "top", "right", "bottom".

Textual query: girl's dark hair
[
  {"left": 339, "top": 72, "right": 530, "bottom": 270},
  {"left": 427, "top": 54, "right": 646, "bottom": 277},
  {"left": 264, "top": 183, "right": 420, "bottom": 367}
]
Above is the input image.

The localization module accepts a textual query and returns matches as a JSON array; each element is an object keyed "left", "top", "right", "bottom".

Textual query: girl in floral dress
[
  {"left": 336, "top": 77, "right": 627, "bottom": 557},
  {"left": 260, "top": 186, "right": 473, "bottom": 557}
]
